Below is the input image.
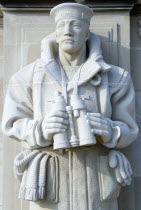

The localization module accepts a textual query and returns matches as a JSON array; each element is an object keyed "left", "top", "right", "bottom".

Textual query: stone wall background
[
  {"left": 130, "top": 7, "right": 141, "bottom": 210},
  {"left": 0, "top": 1, "right": 141, "bottom": 210}
]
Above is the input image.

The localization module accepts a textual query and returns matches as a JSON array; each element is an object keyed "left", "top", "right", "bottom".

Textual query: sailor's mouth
[{"left": 63, "top": 39, "right": 74, "bottom": 43}]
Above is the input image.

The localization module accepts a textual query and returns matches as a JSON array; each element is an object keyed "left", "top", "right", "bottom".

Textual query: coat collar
[
  {"left": 38, "top": 32, "right": 111, "bottom": 91},
  {"left": 67, "top": 58, "right": 101, "bottom": 91}
]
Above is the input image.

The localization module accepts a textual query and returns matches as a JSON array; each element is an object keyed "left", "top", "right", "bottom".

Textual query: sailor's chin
[{"left": 62, "top": 44, "right": 79, "bottom": 54}]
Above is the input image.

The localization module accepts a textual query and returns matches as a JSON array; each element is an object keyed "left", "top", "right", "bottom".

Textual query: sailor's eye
[{"left": 73, "top": 24, "right": 80, "bottom": 28}]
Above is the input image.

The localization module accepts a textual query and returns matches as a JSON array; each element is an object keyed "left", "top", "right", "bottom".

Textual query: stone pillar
[
  {"left": 0, "top": 9, "right": 3, "bottom": 210},
  {"left": 1, "top": 1, "right": 136, "bottom": 209},
  {"left": 2, "top": 8, "right": 53, "bottom": 210}
]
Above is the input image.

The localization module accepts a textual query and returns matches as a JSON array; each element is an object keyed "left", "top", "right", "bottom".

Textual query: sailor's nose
[{"left": 64, "top": 24, "right": 73, "bottom": 36}]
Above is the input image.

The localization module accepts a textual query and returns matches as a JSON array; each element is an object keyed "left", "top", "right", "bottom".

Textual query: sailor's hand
[
  {"left": 86, "top": 113, "right": 112, "bottom": 143},
  {"left": 108, "top": 150, "right": 132, "bottom": 186},
  {"left": 42, "top": 111, "right": 68, "bottom": 140}
]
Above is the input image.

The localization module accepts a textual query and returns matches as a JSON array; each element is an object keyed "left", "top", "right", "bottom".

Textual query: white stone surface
[{"left": 0, "top": 2, "right": 138, "bottom": 210}]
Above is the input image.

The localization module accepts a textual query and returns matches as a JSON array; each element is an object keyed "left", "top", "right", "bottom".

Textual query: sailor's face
[{"left": 56, "top": 19, "right": 89, "bottom": 54}]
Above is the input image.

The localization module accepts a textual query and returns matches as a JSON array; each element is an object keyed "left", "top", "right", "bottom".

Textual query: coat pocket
[
  {"left": 45, "top": 156, "right": 59, "bottom": 203},
  {"left": 97, "top": 155, "right": 121, "bottom": 202},
  {"left": 81, "top": 94, "right": 99, "bottom": 112}
]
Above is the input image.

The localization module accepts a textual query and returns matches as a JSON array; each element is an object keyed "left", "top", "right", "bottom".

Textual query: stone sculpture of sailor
[{"left": 2, "top": 3, "right": 138, "bottom": 210}]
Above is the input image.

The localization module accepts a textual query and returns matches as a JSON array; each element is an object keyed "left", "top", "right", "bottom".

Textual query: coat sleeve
[
  {"left": 102, "top": 71, "right": 138, "bottom": 149},
  {"left": 1, "top": 71, "right": 52, "bottom": 149}
]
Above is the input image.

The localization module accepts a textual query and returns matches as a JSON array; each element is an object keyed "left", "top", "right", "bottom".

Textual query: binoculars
[{"left": 53, "top": 91, "right": 96, "bottom": 150}]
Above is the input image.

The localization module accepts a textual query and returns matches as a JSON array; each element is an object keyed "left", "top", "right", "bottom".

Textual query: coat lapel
[
  {"left": 44, "top": 59, "right": 62, "bottom": 87},
  {"left": 97, "top": 73, "right": 112, "bottom": 117},
  {"left": 37, "top": 59, "right": 62, "bottom": 92}
]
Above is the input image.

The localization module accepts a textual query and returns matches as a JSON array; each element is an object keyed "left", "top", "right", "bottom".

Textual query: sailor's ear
[{"left": 85, "top": 29, "right": 90, "bottom": 41}]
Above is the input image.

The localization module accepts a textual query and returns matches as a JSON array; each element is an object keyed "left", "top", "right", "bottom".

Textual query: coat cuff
[
  {"left": 25, "top": 119, "right": 53, "bottom": 148},
  {"left": 102, "top": 119, "right": 121, "bottom": 148}
]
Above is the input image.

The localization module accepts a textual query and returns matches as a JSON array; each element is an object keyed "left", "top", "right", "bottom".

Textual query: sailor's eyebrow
[
  {"left": 71, "top": 20, "right": 81, "bottom": 23},
  {"left": 70, "top": 20, "right": 82, "bottom": 26},
  {"left": 56, "top": 19, "right": 82, "bottom": 28}
]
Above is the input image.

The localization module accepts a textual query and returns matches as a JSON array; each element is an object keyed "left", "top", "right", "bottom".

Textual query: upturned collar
[{"left": 37, "top": 32, "right": 111, "bottom": 91}]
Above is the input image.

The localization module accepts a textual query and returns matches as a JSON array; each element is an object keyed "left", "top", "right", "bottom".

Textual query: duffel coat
[{"left": 2, "top": 33, "right": 138, "bottom": 210}]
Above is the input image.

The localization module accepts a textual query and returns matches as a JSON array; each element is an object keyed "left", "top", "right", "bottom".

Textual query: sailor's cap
[{"left": 50, "top": 3, "right": 94, "bottom": 24}]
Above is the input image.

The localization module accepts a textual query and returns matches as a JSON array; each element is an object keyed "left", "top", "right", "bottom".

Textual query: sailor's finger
[
  {"left": 128, "top": 162, "right": 133, "bottom": 176},
  {"left": 45, "top": 117, "right": 69, "bottom": 125},
  {"left": 86, "top": 115, "right": 107, "bottom": 125},
  {"left": 92, "top": 128, "right": 109, "bottom": 137},
  {"left": 115, "top": 167, "right": 124, "bottom": 185},
  {"left": 88, "top": 120, "right": 108, "bottom": 131},
  {"left": 48, "top": 111, "right": 68, "bottom": 119},
  {"left": 45, "top": 128, "right": 66, "bottom": 135},
  {"left": 87, "top": 113, "right": 104, "bottom": 120},
  {"left": 116, "top": 152, "right": 128, "bottom": 180},
  {"left": 123, "top": 178, "right": 131, "bottom": 186},
  {"left": 108, "top": 151, "right": 118, "bottom": 168},
  {"left": 120, "top": 153, "right": 131, "bottom": 179},
  {"left": 45, "top": 123, "right": 67, "bottom": 130}
]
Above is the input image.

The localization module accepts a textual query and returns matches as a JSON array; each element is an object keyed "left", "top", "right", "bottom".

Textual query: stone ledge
[
  {"left": 0, "top": 0, "right": 134, "bottom": 9},
  {"left": 131, "top": 4, "right": 141, "bottom": 14}
]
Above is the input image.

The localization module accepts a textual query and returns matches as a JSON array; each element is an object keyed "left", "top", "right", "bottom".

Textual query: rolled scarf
[
  {"left": 14, "top": 150, "right": 58, "bottom": 202},
  {"left": 14, "top": 150, "right": 40, "bottom": 178}
]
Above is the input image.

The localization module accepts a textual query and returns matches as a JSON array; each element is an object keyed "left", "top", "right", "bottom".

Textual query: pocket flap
[{"left": 98, "top": 155, "right": 121, "bottom": 202}]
